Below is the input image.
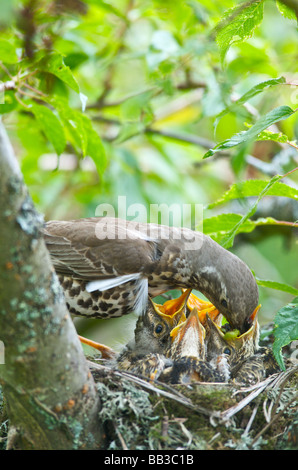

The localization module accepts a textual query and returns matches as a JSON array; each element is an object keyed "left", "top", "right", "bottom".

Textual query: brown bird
[
  {"left": 204, "top": 306, "right": 279, "bottom": 384},
  {"left": 118, "top": 300, "right": 227, "bottom": 384},
  {"left": 231, "top": 348, "right": 280, "bottom": 385},
  {"left": 160, "top": 306, "right": 227, "bottom": 383},
  {"left": 205, "top": 305, "right": 260, "bottom": 365},
  {"left": 118, "top": 288, "right": 191, "bottom": 363},
  {"left": 44, "top": 217, "right": 259, "bottom": 333}
]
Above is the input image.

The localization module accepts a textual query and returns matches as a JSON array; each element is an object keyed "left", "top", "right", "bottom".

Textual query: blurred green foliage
[{"left": 0, "top": 0, "right": 297, "bottom": 358}]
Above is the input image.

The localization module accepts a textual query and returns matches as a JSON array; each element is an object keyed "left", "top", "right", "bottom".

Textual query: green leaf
[
  {"left": 37, "top": 52, "right": 80, "bottom": 93},
  {"left": 30, "top": 103, "right": 66, "bottom": 155},
  {"left": 202, "top": 213, "right": 297, "bottom": 243},
  {"left": 273, "top": 297, "right": 298, "bottom": 370},
  {"left": 0, "top": 38, "right": 18, "bottom": 64},
  {"left": 207, "top": 179, "right": 298, "bottom": 209},
  {"left": 256, "top": 129, "right": 289, "bottom": 143},
  {"left": 53, "top": 98, "right": 106, "bottom": 175},
  {"left": 215, "top": 77, "right": 286, "bottom": 127},
  {"left": 256, "top": 278, "right": 298, "bottom": 296},
  {"left": 233, "top": 77, "right": 286, "bottom": 106},
  {"left": 204, "top": 106, "right": 295, "bottom": 158},
  {"left": 276, "top": 0, "right": 297, "bottom": 21},
  {"left": 206, "top": 171, "right": 298, "bottom": 249},
  {"left": 80, "top": 114, "right": 107, "bottom": 176},
  {"left": 0, "top": 90, "right": 18, "bottom": 114},
  {"left": 219, "top": 175, "right": 282, "bottom": 249},
  {"left": 58, "top": 106, "right": 89, "bottom": 155},
  {"left": 216, "top": 0, "right": 265, "bottom": 61}
]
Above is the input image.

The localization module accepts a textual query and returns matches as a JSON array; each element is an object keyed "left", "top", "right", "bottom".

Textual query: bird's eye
[
  {"left": 155, "top": 324, "right": 164, "bottom": 335},
  {"left": 221, "top": 299, "right": 228, "bottom": 309},
  {"left": 223, "top": 347, "right": 231, "bottom": 355}
]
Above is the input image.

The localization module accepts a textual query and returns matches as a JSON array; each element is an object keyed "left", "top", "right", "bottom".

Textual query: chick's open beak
[
  {"left": 152, "top": 288, "right": 192, "bottom": 327},
  {"left": 184, "top": 290, "right": 221, "bottom": 325},
  {"left": 170, "top": 307, "right": 205, "bottom": 359}
]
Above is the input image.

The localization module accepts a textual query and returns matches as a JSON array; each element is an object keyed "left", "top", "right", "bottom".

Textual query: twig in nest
[
  {"left": 221, "top": 375, "right": 277, "bottom": 422},
  {"left": 243, "top": 402, "right": 260, "bottom": 436},
  {"left": 251, "top": 393, "right": 298, "bottom": 447},
  {"left": 161, "top": 415, "right": 169, "bottom": 439},
  {"left": 87, "top": 360, "right": 221, "bottom": 421},
  {"left": 114, "top": 423, "right": 128, "bottom": 450}
]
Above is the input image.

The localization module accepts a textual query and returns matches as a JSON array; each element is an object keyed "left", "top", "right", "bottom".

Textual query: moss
[
  {"left": 90, "top": 362, "right": 298, "bottom": 450},
  {"left": 96, "top": 379, "right": 158, "bottom": 450},
  {"left": 16, "top": 195, "right": 44, "bottom": 238},
  {"left": 0, "top": 385, "right": 8, "bottom": 449}
]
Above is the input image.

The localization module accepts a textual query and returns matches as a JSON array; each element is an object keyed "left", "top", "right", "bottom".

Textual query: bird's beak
[
  {"left": 184, "top": 290, "right": 221, "bottom": 326},
  {"left": 234, "top": 304, "right": 260, "bottom": 341},
  {"left": 206, "top": 304, "right": 260, "bottom": 349},
  {"left": 152, "top": 288, "right": 192, "bottom": 327},
  {"left": 170, "top": 306, "right": 205, "bottom": 354},
  {"left": 250, "top": 304, "right": 261, "bottom": 324}
]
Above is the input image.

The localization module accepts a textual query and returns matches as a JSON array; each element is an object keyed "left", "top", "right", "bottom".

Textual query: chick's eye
[
  {"left": 223, "top": 347, "right": 231, "bottom": 355},
  {"left": 155, "top": 324, "right": 164, "bottom": 335},
  {"left": 221, "top": 299, "right": 228, "bottom": 309}
]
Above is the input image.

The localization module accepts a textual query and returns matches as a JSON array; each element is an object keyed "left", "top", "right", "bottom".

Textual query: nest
[{"left": 88, "top": 359, "right": 298, "bottom": 450}]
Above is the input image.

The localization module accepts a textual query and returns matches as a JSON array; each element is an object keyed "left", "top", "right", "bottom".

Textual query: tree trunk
[{"left": 0, "top": 118, "right": 102, "bottom": 449}]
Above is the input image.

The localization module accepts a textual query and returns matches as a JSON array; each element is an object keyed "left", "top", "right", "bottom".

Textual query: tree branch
[{"left": 0, "top": 118, "right": 102, "bottom": 449}]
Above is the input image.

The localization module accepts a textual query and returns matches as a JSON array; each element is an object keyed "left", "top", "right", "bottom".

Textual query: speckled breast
[{"left": 58, "top": 275, "right": 142, "bottom": 319}]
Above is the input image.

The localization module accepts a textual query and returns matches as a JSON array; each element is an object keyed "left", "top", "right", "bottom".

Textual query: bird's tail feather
[
  {"left": 86, "top": 273, "right": 141, "bottom": 293},
  {"left": 86, "top": 273, "right": 148, "bottom": 316}
]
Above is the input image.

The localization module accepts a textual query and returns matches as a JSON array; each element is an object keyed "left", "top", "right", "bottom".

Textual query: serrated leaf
[
  {"left": 215, "top": 77, "right": 286, "bottom": 128},
  {"left": 234, "top": 76, "right": 286, "bottom": 105},
  {"left": 207, "top": 179, "right": 298, "bottom": 209},
  {"left": 30, "top": 103, "right": 66, "bottom": 155},
  {"left": 216, "top": 0, "right": 265, "bottom": 61},
  {"left": 202, "top": 213, "right": 297, "bottom": 243},
  {"left": 218, "top": 175, "right": 282, "bottom": 248},
  {"left": 37, "top": 52, "right": 80, "bottom": 93},
  {"left": 204, "top": 105, "right": 295, "bottom": 158},
  {"left": 276, "top": 0, "right": 297, "bottom": 21},
  {"left": 273, "top": 297, "right": 298, "bottom": 370},
  {"left": 257, "top": 129, "right": 289, "bottom": 143},
  {"left": 206, "top": 171, "right": 298, "bottom": 249}
]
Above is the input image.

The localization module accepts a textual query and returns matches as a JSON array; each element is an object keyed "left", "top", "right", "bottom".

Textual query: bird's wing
[{"left": 43, "top": 217, "right": 156, "bottom": 280}]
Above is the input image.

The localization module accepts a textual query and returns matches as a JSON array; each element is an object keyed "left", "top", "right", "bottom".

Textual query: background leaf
[
  {"left": 255, "top": 278, "right": 298, "bottom": 296},
  {"left": 215, "top": 76, "right": 286, "bottom": 128},
  {"left": 0, "top": 39, "right": 18, "bottom": 64},
  {"left": 37, "top": 52, "right": 80, "bottom": 93},
  {"left": 207, "top": 179, "right": 298, "bottom": 209},
  {"left": 30, "top": 103, "right": 66, "bottom": 156},
  {"left": 273, "top": 297, "right": 298, "bottom": 370},
  {"left": 218, "top": 175, "right": 283, "bottom": 248},
  {"left": 204, "top": 106, "right": 295, "bottom": 158},
  {"left": 216, "top": 0, "right": 265, "bottom": 60},
  {"left": 203, "top": 213, "right": 298, "bottom": 242}
]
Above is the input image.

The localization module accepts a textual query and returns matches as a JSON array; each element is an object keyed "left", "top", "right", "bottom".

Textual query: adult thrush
[{"left": 44, "top": 217, "right": 259, "bottom": 333}]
